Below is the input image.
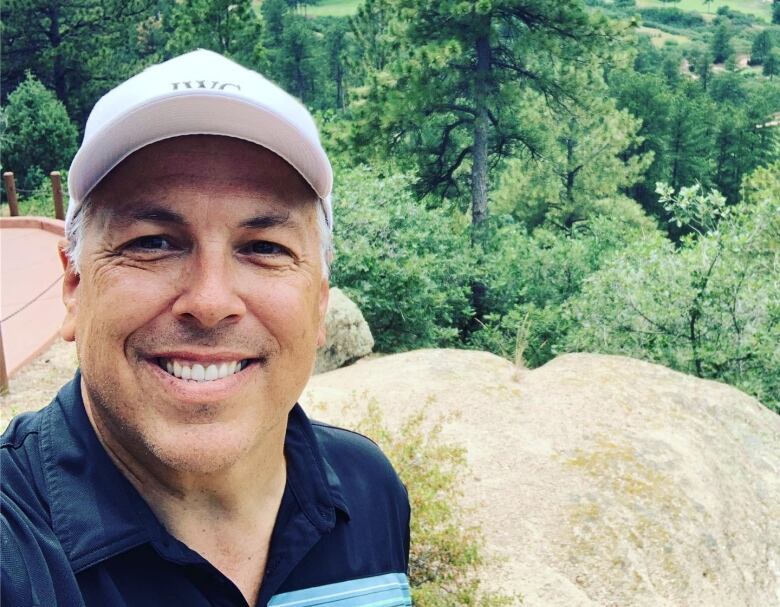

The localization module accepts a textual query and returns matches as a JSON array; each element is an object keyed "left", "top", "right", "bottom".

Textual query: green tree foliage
[
  {"left": 466, "top": 212, "right": 654, "bottom": 366},
  {"left": 322, "top": 19, "right": 350, "bottom": 109},
  {"left": 765, "top": 49, "right": 780, "bottom": 78},
  {"left": 276, "top": 16, "right": 323, "bottom": 104},
  {"left": 711, "top": 90, "right": 778, "bottom": 201},
  {"left": 694, "top": 49, "right": 714, "bottom": 90},
  {"left": 708, "top": 72, "right": 747, "bottom": 105},
  {"left": 1, "top": 73, "right": 78, "bottom": 191},
  {"left": 666, "top": 83, "right": 715, "bottom": 191},
  {"left": 1, "top": 0, "right": 158, "bottom": 125},
  {"left": 350, "top": 0, "right": 616, "bottom": 229},
  {"left": 260, "top": 0, "right": 331, "bottom": 107},
  {"left": 331, "top": 165, "right": 474, "bottom": 352},
  {"left": 610, "top": 71, "right": 717, "bottom": 222},
  {"left": 493, "top": 80, "right": 653, "bottom": 232},
  {"left": 163, "top": 0, "right": 264, "bottom": 67},
  {"left": 565, "top": 167, "right": 780, "bottom": 413},
  {"left": 348, "top": 0, "right": 396, "bottom": 77},
  {"left": 710, "top": 21, "right": 733, "bottom": 64},
  {"left": 774, "top": 0, "right": 780, "bottom": 25},
  {"left": 261, "top": 0, "right": 288, "bottom": 52},
  {"left": 749, "top": 30, "right": 773, "bottom": 66}
]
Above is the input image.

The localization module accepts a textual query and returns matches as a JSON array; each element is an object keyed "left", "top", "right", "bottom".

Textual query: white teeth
[{"left": 160, "top": 358, "right": 247, "bottom": 381}]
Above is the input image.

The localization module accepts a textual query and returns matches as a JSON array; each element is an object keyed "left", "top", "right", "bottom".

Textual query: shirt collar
[{"left": 40, "top": 371, "right": 349, "bottom": 573}]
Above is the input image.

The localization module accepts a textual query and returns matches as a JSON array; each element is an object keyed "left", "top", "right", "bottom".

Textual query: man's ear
[
  {"left": 317, "top": 278, "right": 329, "bottom": 349},
  {"left": 58, "top": 239, "right": 79, "bottom": 342}
]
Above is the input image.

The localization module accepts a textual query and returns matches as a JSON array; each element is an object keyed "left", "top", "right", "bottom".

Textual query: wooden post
[
  {"left": 3, "top": 172, "right": 20, "bottom": 217},
  {"left": 0, "top": 323, "right": 9, "bottom": 395},
  {"left": 50, "top": 171, "right": 65, "bottom": 220}
]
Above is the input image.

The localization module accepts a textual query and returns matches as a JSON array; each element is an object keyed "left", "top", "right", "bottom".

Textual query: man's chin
[{"left": 139, "top": 425, "right": 256, "bottom": 476}]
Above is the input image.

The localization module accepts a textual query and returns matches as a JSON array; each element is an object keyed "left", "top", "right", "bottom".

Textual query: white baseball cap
[{"left": 66, "top": 49, "right": 333, "bottom": 227}]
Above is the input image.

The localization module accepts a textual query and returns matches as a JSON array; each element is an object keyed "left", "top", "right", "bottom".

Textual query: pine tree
[
  {"left": 750, "top": 30, "right": 773, "bottom": 66},
  {"left": 351, "top": 0, "right": 616, "bottom": 230},
  {"left": 494, "top": 78, "right": 653, "bottom": 232},
  {"left": 764, "top": 50, "right": 780, "bottom": 79},
  {"left": 2, "top": 73, "right": 78, "bottom": 190},
  {"left": 1, "top": 0, "right": 158, "bottom": 125},
  {"left": 164, "top": 0, "right": 263, "bottom": 68},
  {"left": 711, "top": 22, "right": 733, "bottom": 64}
]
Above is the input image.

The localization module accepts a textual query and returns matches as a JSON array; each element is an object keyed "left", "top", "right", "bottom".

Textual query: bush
[
  {"left": 565, "top": 169, "right": 780, "bottom": 413},
  {"left": 639, "top": 8, "right": 705, "bottom": 29},
  {"left": 467, "top": 215, "right": 656, "bottom": 367},
  {"left": 331, "top": 164, "right": 474, "bottom": 352},
  {"left": 354, "top": 399, "right": 517, "bottom": 606},
  {"left": 15, "top": 170, "right": 69, "bottom": 217},
  {"left": 1, "top": 73, "right": 78, "bottom": 192}
]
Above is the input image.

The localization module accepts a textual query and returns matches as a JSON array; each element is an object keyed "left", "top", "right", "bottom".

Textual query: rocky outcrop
[
  {"left": 302, "top": 349, "right": 780, "bottom": 607},
  {"left": 314, "top": 287, "right": 374, "bottom": 374}
]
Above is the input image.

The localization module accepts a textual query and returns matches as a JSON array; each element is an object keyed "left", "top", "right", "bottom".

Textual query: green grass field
[
  {"left": 636, "top": 0, "right": 772, "bottom": 21},
  {"left": 305, "top": 0, "right": 361, "bottom": 17},
  {"left": 636, "top": 25, "right": 691, "bottom": 46}
]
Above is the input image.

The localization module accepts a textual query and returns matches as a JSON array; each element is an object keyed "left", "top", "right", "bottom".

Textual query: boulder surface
[
  {"left": 302, "top": 349, "right": 780, "bottom": 607},
  {"left": 314, "top": 287, "right": 374, "bottom": 374}
]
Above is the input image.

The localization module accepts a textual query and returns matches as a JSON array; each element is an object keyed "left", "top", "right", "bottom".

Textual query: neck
[{"left": 81, "top": 384, "right": 289, "bottom": 605}]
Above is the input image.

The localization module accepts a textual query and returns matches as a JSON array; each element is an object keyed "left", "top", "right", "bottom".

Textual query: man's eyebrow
[
  {"left": 239, "top": 212, "right": 296, "bottom": 230},
  {"left": 109, "top": 206, "right": 189, "bottom": 227}
]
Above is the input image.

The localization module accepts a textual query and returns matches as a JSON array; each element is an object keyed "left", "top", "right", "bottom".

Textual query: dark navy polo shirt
[{"left": 1, "top": 372, "right": 411, "bottom": 606}]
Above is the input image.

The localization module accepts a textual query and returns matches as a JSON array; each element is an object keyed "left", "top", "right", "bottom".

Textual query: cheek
[
  {"left": 76, "top": 266, "right": 180, "bottom": 352},
  {"left": 245, "top": 277, "right": 322, "bottom": 345}
]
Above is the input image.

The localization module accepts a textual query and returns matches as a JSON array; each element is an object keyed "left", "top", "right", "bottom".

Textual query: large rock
[
  {"left": 302, "top": 349, "right": 780, "bottom": 606},
  {"left": 314, "top": 287, "right": 374, "bottom": 374}
]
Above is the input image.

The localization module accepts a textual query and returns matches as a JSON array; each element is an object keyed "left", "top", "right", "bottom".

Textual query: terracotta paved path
[{"left": 1, "top": 218, "right": 66, "bottom": 377}]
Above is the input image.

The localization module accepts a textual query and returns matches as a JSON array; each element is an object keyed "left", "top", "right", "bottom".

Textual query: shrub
[
  {"left": 638, "top": 8, "right": 705, "bottom": 29},
  {"left": 331, "top": 164, "right": 474, "bottom": 352},
  {"left": 468, "top": 215, "right": 655, "bottom": 367},
  {"left": 354, "top": 398, "right": 518, "bottom": 606},
  {"left": 565, "top": 169, "right": 780, "bottom": 413},
  {"left": 1, "top": 73, "right": 78, "bottom": 192},
  {"left": 12, "top": 170, "right": 69, "bottom": 218}
]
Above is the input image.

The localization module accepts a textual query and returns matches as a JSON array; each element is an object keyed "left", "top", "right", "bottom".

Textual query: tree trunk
[
  {"left": 47, "top": 2, "right": 66, "bottom": 102},
  {"left": 467, "top": 31, "right": 491, "bottom": 334},
  {"left": 471, "top": 33, "right": 490, "bottom": 228}
]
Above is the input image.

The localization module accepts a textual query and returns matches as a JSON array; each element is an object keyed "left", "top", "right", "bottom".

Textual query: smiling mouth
[{"left": 155, "top": 357, "right": 257, "bottom": 382}]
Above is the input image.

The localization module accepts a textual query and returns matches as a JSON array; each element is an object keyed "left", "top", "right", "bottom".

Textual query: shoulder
[
  {"left": 2, "top": 405, "right": 71, "bottom": 606},
  {"left": 296, "top": 418, "right": 411, "bottom": 576},
  {"left": 2, "top": 407, "right": 49, "bottom": 510},
  {"left": 310, "top": 420, "right": 408, "bottom": 499}
]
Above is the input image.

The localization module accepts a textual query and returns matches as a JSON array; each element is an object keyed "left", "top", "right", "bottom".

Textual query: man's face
[{"left": 60, "top": 136, "right": 329, "bottom": 475}]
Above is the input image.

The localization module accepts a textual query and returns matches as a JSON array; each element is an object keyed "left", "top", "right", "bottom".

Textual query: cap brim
[{"left": 68, "top": 92, "right": 332, "bottom": 204}]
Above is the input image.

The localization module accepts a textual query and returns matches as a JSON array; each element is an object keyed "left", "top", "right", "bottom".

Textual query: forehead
[{"left": 88, "top": 135, "right": 318, "bottom": 224}]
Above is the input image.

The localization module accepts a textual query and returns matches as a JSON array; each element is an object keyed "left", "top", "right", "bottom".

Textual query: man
[{"left": 1, "top": 50, "right": 411, "bottom": 606}]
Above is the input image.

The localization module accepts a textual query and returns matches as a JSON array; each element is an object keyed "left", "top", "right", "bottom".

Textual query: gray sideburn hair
[{"left": 64, "top": 196, "right": 334, "bottom": 278}]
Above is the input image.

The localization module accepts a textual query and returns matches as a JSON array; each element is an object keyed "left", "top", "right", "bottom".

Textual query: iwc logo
[{"left": 171, "top": 80, "right": 241, "bottom": 91}]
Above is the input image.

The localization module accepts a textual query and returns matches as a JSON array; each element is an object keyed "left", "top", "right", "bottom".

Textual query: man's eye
[
  {"left": 242, "top": 241, "right": 289, "bottom": 256},
  {"left": 126, "top": 235, "right": 176, "bottom": 251}
]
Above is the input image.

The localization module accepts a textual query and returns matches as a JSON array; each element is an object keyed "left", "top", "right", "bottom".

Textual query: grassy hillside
[
  {"left": 636, "top": 0, "right": 772, "bottom": 21},
  {"left": 306, "top": 0, "right": 361, "bottom": 17},
  {"left": 258, "top": 0, "right": 773, "bottom": 21},
  {"left": 636, "top": 25, "right": 691, "bottom": 46}
]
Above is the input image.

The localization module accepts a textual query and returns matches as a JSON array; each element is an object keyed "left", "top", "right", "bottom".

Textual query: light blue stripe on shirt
[{"left": 267, "top": 572, "right": 412, "bottom": 607}]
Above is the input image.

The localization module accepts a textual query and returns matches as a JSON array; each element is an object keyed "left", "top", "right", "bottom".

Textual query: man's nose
[{"left": 171, "top": 248, "right": 246, "bottom": 328}]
